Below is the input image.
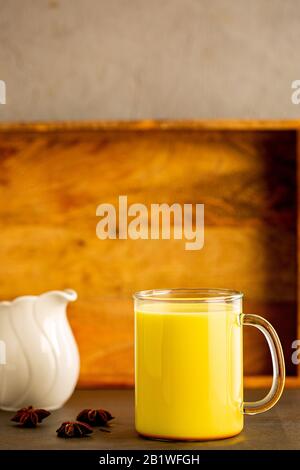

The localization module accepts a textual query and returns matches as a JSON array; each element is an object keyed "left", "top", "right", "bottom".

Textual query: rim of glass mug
[{"left": 133, "top": 288, "right": 243, "bottom": 303}]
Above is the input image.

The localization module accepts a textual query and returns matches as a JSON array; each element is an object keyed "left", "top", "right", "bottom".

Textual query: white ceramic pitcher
[{"left": 0, "top": 289, "right": 80, "bottom": 410}]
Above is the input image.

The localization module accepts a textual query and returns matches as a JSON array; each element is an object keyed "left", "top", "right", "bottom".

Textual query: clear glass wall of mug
[{"left": 134, "top": 288, "right": 285, "bottom": 441}]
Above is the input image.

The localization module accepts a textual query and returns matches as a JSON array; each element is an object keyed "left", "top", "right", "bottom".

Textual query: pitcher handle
[{"left": 242, "top": 314, "right": 285, "bottom": 415}]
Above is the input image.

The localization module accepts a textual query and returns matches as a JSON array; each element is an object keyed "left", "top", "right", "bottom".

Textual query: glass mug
[{"left": 134, "top": 288, "right": 285, "bottom": 441}]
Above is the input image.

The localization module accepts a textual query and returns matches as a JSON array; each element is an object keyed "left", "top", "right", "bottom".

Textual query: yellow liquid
[{"left": 135, "top": 302, "right": 243, "bottom": 440}]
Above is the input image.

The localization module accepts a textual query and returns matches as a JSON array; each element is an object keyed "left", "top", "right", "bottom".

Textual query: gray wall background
[{"left": 0, "top": 0, "right": 299, "bottom": 122}]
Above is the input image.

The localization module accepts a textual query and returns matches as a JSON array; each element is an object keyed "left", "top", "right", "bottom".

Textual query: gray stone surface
[
  {"left": 0, "top": 389, "right": 298, "bottom": 449},
  {"left": 0, "top": 0, "right": 299, "bottom": 122}
]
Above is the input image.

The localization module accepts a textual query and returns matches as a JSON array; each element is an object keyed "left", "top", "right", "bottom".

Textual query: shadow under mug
[{"left": 134, "top": 288, "right": 285, "bottom": 441}]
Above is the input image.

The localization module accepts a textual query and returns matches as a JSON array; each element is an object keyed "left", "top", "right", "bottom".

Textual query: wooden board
[{"left": 0, "top": 122, "right": 298, "bottom": 387}]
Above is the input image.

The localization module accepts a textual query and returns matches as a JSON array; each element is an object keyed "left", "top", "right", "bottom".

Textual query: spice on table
[
  {"left": 76, "top": 408, "right": 114, "bottom": 427},
  {"left": 11, "top": 406, "right": 51, "bottom": 427},
  {"left": 56, "top": 421, "right": 93, "bottom": 438}
]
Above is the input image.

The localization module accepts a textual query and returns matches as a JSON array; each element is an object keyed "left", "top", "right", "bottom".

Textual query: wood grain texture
[
  {"left": 0, "top": 119, "right": 300, "bottom": 132},
  {"left": 244, "top": 376, "right": 300, "bottom": 389},
  {"left": 0, "top": 124, "right": 297, "bottom": 386}
]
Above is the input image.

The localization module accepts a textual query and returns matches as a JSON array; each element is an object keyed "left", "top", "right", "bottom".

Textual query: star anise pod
[
  {"left": 56, "top": 421, "right": 93, "bottom": 438},
  {"left": 11, "top": 406, "right": 51, "bottom": 427},
  {"left": 76, "top": 408, "right": 114, "bottom": 427}
]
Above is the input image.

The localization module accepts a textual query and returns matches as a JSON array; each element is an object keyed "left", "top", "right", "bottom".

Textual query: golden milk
[{"left": 135, "top": 302, "right": 243, "bottom": 440}]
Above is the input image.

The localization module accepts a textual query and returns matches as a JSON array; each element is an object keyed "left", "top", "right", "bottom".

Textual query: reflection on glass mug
[{"left": 134, "top": 289, "right": 285, "bottom": 441}]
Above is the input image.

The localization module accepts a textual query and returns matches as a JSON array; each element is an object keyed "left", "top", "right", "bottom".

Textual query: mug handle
[{"left": 242, "top": 314, "right": 285, "bottom": 415}]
